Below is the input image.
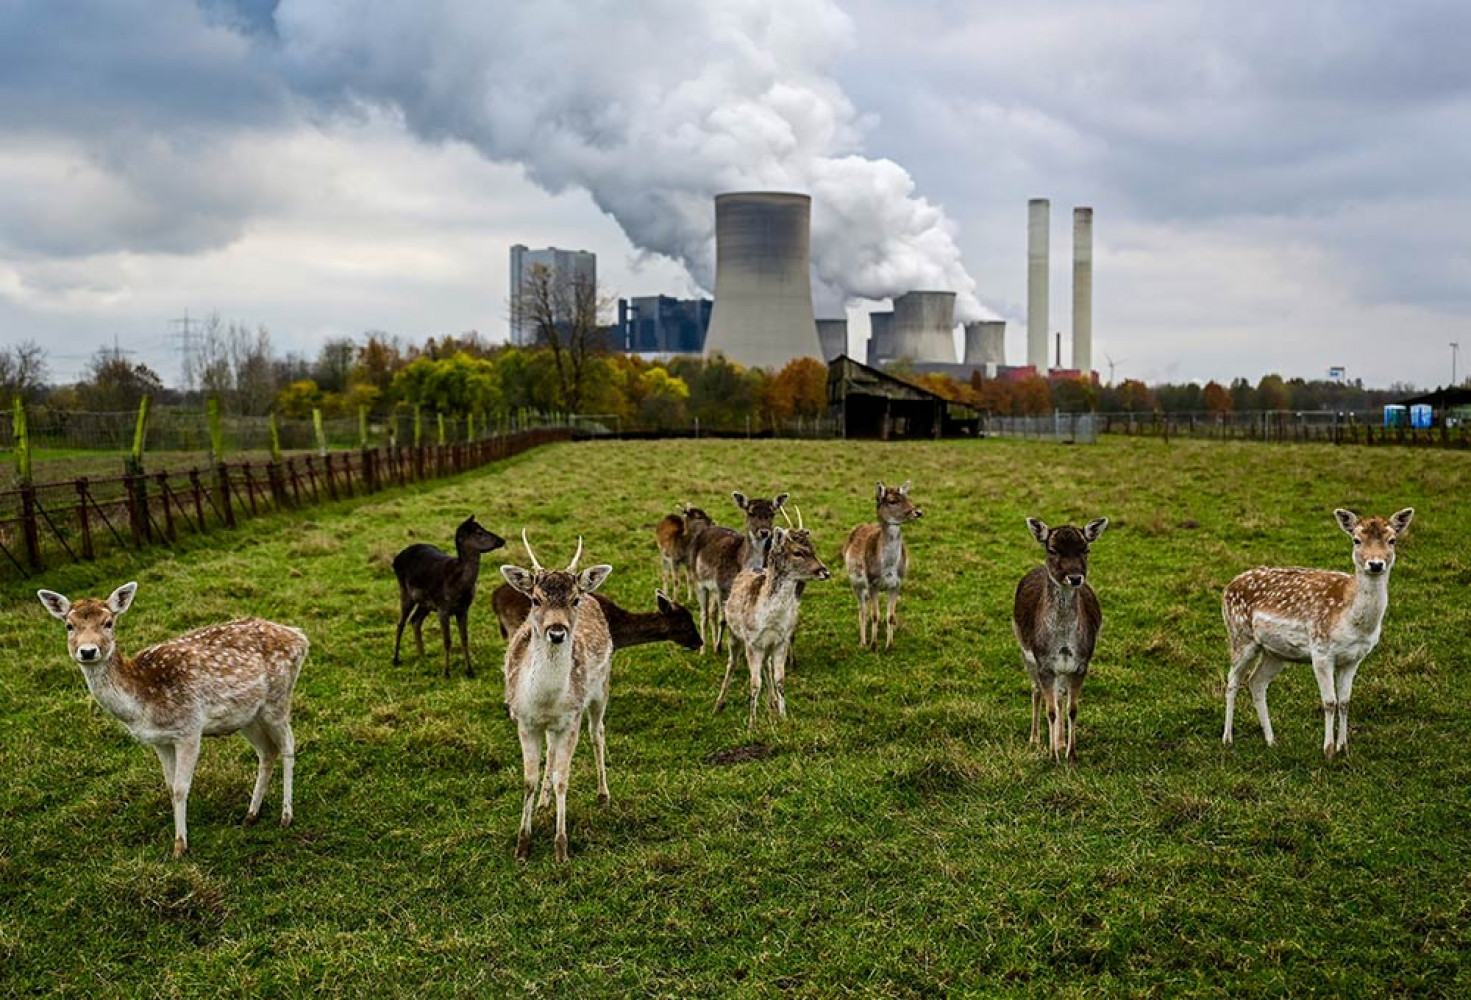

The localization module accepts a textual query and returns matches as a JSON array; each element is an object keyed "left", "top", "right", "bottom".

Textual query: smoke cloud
[{"left": 244, "top": 0, "right": 988, "bottom": 321}]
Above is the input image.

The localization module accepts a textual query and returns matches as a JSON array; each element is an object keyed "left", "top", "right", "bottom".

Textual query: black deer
[{"left": 392, "top": 515, "right": 506, "bottom": 677}]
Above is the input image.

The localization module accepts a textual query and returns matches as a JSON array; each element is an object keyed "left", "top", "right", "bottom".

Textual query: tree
[
  {"left": 509, "top": 263, "right": 613, "bottom": 412},
  {"left": 764, "top": 357, "right": 828, "bottom": 424},
  {"left": 972, "top": 375, "right": 1016, "bottom": 415},
  {"left": 1203, "top": 380, "right": 1232, "bottom": 415},
  {"left": 391, "top": 352, "right": 500, "bottom": 417},
  {"left": 313, "top": 338, "right": 357, "bottom": 394},
  {"left": 276, "top": 380, "right": 325, "bottom": 419},
  {"left": 637, "top": 367, "right": 690, "bottom": 429},
  {"left": 0, "top": 340, "right": 48, "bottom": 404},
  {"left": 76, "top": 347, "right": 163, "bottom": 412},
  {"left": 1052, "top": 377, "right": 1099, "bottom": 413},
  {"left": 1014, "top": 376, "right": 1053, "bottom": 416},
  {"left": 1114, "top": 379, "right": 1154, "bottom": 413},
  {"left": 1257, "top": 373, "right": 1289, "bottom": 411}
]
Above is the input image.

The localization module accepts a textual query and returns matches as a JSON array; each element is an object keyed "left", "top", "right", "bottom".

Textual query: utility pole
[
  {"left": 1453, "top": 342, "right": 1461, "bottom": 387},
  {"left": 171, "top": 309, "right": 199, "bottom": 393}
]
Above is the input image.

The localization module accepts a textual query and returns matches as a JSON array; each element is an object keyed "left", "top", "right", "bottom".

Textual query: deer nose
[
  {"left": 546, "top": 625, "right": 568, "bottom": 644},
  {"left": 77, "top": 646, "right": 99, "bottom": 661},
  {"left": 912, "top": 508, "right": 923, "bottom": 518},
  {"left": 1065, "top": 574, "right": 1085, "bottom": 587},
  {"left": 756, "top": 528, "right": 771, "bottom": 540},
  {"left": 1366, "top": 560, "right": 1386, "bottom": 574},
  {"left": 816, "top": 567, "right": 832, "bottom": 580}
]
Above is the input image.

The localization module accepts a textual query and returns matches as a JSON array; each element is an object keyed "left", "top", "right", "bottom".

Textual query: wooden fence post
[
  {"left": 217, "top": 463, "right": 236, "bottom": 528},
  {"left": 75, "top": 478, "right": 94, "bottom": 560},
  {"left": 20, "top": 483, "right": 43, "bottom": 570}
]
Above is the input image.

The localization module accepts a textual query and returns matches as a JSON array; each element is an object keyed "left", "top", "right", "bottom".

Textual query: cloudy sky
[{"left": 2, "top": 0, "right": 1468, "bottom": 389}]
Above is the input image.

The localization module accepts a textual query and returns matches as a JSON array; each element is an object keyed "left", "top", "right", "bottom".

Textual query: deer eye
[
  {"left": 531, "top": 597, "right": 541, "bottom": 608},
  {"left": 104, "top": 620, "right": 113, "bottom": 630},
  {"left": 65, "top": 622, "right": 75, "bottom": 632},
  {"left": 1388, "top": 537, "right": 1397, "bottom": 545},
  {"left": 1353, "top": 537, "right": 1362, "bottom": 545},
  {"left": 572, "top": 597, "right": 581, "bottom": 608}
]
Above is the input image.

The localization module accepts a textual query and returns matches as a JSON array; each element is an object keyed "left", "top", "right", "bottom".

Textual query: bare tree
[
  {"left": 510, "top": 264, "right": 614, "bottom": 412},
  {"left": 0, "top": 339, "right": 49, "bottom": 403},
  {"left": 188, "top": 314, "right": 280, "bottom": 414}
]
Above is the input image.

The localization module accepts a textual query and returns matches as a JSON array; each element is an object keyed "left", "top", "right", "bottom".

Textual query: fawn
[{"left": 842, "top": 480, "right": 923, "bottom": 650}]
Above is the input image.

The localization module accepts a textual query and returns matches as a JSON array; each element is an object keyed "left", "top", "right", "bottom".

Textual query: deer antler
[
  {"left": 568, "top": 536, "right": 584, "bottom": 572},
  {"left": 793, "top": 505, "right": 805, "bottom": 530},
  {"left": 521, "top": 528, "right": 543, "bottom": 572},
  {"left": 779, "top": 505, "right": 795, "bottom": 528}
]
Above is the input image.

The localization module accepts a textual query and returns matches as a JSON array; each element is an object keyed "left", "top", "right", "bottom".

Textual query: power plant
[
  {"left": 702, "top": 191, "right": 822, "bottom": 370},
  {"left": 963, "top": 321, "right": 1006, "bottom": 366},
  {"left": 816, "top": 319, "right": 849, "bottom": 362},
  {"left": 892, "top": 291, "right": 958, "bottom": 364},
  {"left": 1072, "top": 207, "right": 1093, "bottom": 377},
  {"left": 866, "top": 310, "right": 895, "bottom": 366}
]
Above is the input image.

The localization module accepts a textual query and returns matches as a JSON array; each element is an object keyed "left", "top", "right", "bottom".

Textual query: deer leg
[
  {"left": 588, "top": 696, "right": 610, "bottom": 806},
  {"left": 747, "top": 645, "right": 765, "bottom": 728},
  {"left": 1040, "top": 677, "right": 1061, "bottom": 761},
  {"left": 393, "top": 593, "right": 414, "bottom": 666},
  {"left": 411, "top": 606, "right": 429, "bottom": 659},
  {"left": 537, "top": 731, "right": 554, "bottom": 809},
  {"left": 1308, "top": 653, "right": 1340, "bottom": 759},
  {"left": 851, "top": 582, "right": 868, "bottom": 647},
  {"left": 240, "top": 720, "right": 279, "bottom": 826},
  {"left": 885, "top": 590, "right": 899, "bottom": 651},
  {"left": 515, "top": 724, "right": 542, "bottom": 861},
  {"left": 1223, "top": 641, "right": 1260, "bottom": 746},
  {"left": 771, "top": 644, "right": 789, "bottom": 719},
  {"left": 457, "top": 611, "right": 474, "bottom": 678},
  {"left": 549, "top": 725, "right": 581, "bottom": 863},
  {"left": 1247, "top": 654, "right": 1286, "bottom": 747},
  {"left": 715, "top": 630, "right": 739, "bottom": 713},
  {"left": 168, "top": 734, "right": 203, "bottom": 858},
  {"left": 1066, "top": 674, "right": 1085, "bottom": 763},
  {"left": 695, "top": 585, "right": 711, "bottom": 655},
  {"left": 1334, "top": 661, "right": 1362, "bottom": 756},
  {"left": 152, "top": 742, "right": 177, "bottom": 790},
  {"left": 870, "top": 593, "right": 883, "bottom": 648},
  {"left": 1029, "top": 680, "right": 1042, "bottom": 746}
]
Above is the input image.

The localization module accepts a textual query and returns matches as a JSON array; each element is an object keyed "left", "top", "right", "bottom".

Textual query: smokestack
[
  {"left": 703, "top": 192, "right": 821, "bottom": 369},
  {"left": 1073, "top": 206, "right": 1093, "bottom": 377},
  {"left": 963, "top": 321, "right": 1006, "bottom": 365},
  {"left": 866, "top": 311, "right": 895, "bottom": 366},
  {"left": 891, "top": 291, "right": 957, "bottom": 363},
  {"left": 1028, "top": 198, "right": 1050, "bottom": 372},
  {"left": 816, "top": 319, "right": 848, "bottom": 361}
]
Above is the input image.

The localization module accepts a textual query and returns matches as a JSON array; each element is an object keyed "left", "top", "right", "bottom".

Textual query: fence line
[
  {"left": 982, "top": 413, "right": 1098, "bottom": 444},
  {"left": 1097, "top": 411, "right": 1471, "bottom": 448},
  {"left": 0, "top": 429, "right": 572, "bottom": 579}
]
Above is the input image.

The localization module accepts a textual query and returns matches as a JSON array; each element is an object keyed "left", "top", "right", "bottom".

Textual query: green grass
[{"left": 2, "top": 437, "right": 1469, "bottom": 998}]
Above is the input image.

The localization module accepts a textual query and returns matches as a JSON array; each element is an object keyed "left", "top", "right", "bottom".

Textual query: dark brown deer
[
  {"left": 1223, "top": 507, "right": 1414, "bottom": 759},
  {"left": 493, "top": 585, "right": 702, "bottom": 652},
  {"left": 842, "top": 480, "right": 923, "bottom": 650},
  {"left": 691, "top": 491, "right": 788, "bottom": 653},
  {"left": 392, "top": 515, "right": 505, "bottom": 677},
  {"left": 655, "top": 504, "right": 712, "bottom": 601},
  {"left": 1012, "top": 517, "right": 1108, "bottom": 762},
  {"left": 37, "top": 582, "right": 309, "bottom": 857},
  {"left": 719, "top": 522, "right": 831, "bottom": 725},
  {"left": 500, "top": 532, "right": 614, "bottom": 862}
]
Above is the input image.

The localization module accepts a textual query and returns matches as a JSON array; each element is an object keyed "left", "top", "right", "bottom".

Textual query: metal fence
[
  {"left": 982, "top": 413, "right": 1099, "bottom": 444},
  {"left": 1097, "top": 410, "right": 1471, "bottom": 448},
  {"left": 0, "top": 428, "right": 573, "bottom": 579}
]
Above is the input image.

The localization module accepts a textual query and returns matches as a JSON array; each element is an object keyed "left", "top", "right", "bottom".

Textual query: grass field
[{"left": 2, "top": 436, "right": 1469, "bottom": 998}]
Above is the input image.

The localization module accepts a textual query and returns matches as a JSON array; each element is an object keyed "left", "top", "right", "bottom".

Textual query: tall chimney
[
  {"left": 1073, "top": 206, "right": 1093, "bottom": 376},
  {"left": 1027, "top": 198, "right": 1050, "bottom": 372}
]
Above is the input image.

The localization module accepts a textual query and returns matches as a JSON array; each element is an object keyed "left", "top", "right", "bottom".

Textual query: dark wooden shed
[{"left": 827, "top": 355, "right": 982, "bottom": 439}]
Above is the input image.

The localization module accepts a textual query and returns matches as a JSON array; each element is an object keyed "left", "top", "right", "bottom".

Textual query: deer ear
[
  {"left": 1389, "top": 507, "right": 1415, "bottom": 533},
  {"left": 37, "top": 590, "right": 71, "bottom": 620},
  {"left": 732, "top": 491, "right": 749, "bottom": 511},
  {"left": 899, "top": 480, "right": 912, "bottom": 495},
  {"left": 1334, "top": 509, "right": 1360, "bottom": 535},
  {"left": 500, "top": 565, "right": 535, "bottom": 596},
  {"left": 108, "top": 582, "right": 137, "bottom": 615},
  {"left": 773, "top": 492, "right": 790, "bottom": 509},
  {"left": 579, "top": 564, "right": 613, "bottom": 594},
  {"left": 875, "top": 481, "right": 885, "bottom": 501},
  {"left": 1083, "top": 518, "right": 1108, "bottom": 543},
  {"left": 655, "top": 589, "right": 674, "bottom": 612},
  {"left": 1026, "top": 518, "right": 1050, "bottom": 545}
]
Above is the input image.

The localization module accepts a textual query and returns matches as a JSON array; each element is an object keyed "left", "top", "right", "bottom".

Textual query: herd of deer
[{"left": 36, "top": 481, "right": 1415, "bottom": 861}]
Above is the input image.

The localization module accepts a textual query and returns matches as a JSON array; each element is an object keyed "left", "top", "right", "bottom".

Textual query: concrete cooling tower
[
  {"left": 703, "top": 192, "right": 821, "bottom": 369},
  {"left": 892, "top": 291, "right": 957, "bottom": 363},
  {"left": 866, "top": 311, "right": 895, "bottom": 366},
  {"left": 816, "top": 319, "right": 848, "bottom": 361},
  {"left": 963, "top": 321, "right": 1006, "bottom": 366}
]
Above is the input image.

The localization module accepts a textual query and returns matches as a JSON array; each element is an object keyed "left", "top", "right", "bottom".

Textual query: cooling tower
[
  {"left": 866, "top": 311, "right": 895, "bottom": 366},
  {"left": 963, "top": 321, "right": 1007, "bottom": 366},
  {"left": 1027, "top": 198, "right": 1050, "bottom": 371},
  {"left": 703, "top": 192, "right": 821, "bottom": 369},
  {"left": 816, "top": 319, "right": 848, "bottom": 361},
  {"left": 1073, "top": 207, "right": 1093, "bottom": 376},
  {"left": 892, "top": 291, "right": 958, "bottom": 363}
]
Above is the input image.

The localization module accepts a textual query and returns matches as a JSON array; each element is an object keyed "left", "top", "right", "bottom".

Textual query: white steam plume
[{"left": 262, "top": 0, "right": 988, "bottom": 321}]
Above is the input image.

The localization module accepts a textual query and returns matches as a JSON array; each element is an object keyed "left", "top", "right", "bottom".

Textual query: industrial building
[
  {"left": 509, "top": 245, "right": 597, "bottom": 346},
  {"left": 619, "top": 296, "right": 711, "bottom": 354},
  {"left": 703, "top": 192, "right": 823, "bottom": 369}
]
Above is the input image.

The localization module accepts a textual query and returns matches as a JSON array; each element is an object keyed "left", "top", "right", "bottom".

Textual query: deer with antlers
[
  {"left": 719, "top": 507, "right": 832, "bottom": 725},
  {"left": 691, "top": 492, "right": 788, "bottom": 654},
  {"left": 36, "top": 582, "right": 309, "bottom": 857},
  {"left": 1222, "top": 507, "right": 1415, "bottom": 759},
  {"left": 499, "top": 532, "right": 614, "bottom": 862}
]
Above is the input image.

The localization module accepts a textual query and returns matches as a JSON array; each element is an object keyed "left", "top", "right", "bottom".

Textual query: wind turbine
[{"left": 1104, "top": 353, "right": 1127, "bottom": 386}]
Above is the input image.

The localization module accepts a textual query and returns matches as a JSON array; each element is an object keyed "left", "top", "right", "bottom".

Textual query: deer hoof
[
  {"left": 280, "top": 808, "right": 293, "bottom": 828},
  {"left": 173, "top": 837, "right": 188, "bottom": 859},
  {"left": 598, "top": 792, "right": 610, "bottom": 808},
  {"left": 554, "top": 834, "right": 568, "bottom": 863},
  {"left": 516, "top": 832, "right": 531, "bottom": 862},
  {"left": 243, "top": 811, "right": 259, "bottom": 828}
]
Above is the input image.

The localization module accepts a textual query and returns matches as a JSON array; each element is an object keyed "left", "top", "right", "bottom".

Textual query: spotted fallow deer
[
  {"left": 36, "top": 582, "right": 309, "bottom": 857},
  {"left": 1012, "top": 517, "right": 1108, "bottom": 762},
  {"left": 1222, "top": 507, "right": 1415, "bottom": 759},
  {"left": 655, "top": 504, "right": 712, "bottom": 601},
  {"left": 843, "top": 480, "right": 924, "bottom": 650},
  {"left": 500, "top": 532, "right": 614, "bottom": 862},
  {"left": 719, "top": 518, "right": 832, "bottom": 726},
  {"left": 691, "top": 492, "right": 788, "bottom": 654}
]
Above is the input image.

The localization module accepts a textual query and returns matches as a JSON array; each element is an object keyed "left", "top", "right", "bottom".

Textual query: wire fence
[
  {"left": 1096, "top": 410, "right": 1471, "bottom": 447},
  {"left": 982, "top": 413, "right": 1098, "bottom": 444},
  {"left": 0, "top": 428, "right": 573, "bottom": 579}
]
